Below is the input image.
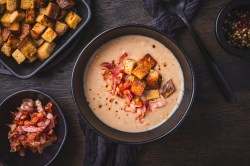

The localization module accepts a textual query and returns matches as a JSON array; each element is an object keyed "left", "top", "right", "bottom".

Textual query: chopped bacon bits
[{"left": 7, "top": 99, "right": 57, "bottom": 157}]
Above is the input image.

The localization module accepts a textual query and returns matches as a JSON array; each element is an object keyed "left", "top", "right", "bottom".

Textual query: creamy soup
[{"left": 84, "top": 35, "right": 184, "bottom": 133}]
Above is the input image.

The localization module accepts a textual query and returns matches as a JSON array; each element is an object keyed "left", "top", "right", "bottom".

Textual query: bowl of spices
[{"left": 215, "top": 0, "right": 250, "bottom": 57}]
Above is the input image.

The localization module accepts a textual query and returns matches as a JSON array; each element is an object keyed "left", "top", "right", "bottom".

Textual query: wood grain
[{"left": 1, "top": 0, "right": 250, "bottom": 165}]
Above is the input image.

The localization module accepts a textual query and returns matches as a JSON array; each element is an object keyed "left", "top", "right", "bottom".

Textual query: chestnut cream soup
[{"left": 84, "top": 35, "right": 184, "bottom": 133}]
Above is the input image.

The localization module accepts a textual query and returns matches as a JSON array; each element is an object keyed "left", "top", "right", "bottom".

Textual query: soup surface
[{"left": 84, "top": 35, "right": 184, "bottom": 132}]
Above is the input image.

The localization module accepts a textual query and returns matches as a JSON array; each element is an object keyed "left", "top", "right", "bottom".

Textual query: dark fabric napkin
[{"left": 79, "top": 0, "right": 200, "bottom": 166}]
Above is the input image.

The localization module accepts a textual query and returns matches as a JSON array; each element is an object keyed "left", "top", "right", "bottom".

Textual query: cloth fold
[{"left": 79, "top": 0, "right": 200, "bottom": 166}]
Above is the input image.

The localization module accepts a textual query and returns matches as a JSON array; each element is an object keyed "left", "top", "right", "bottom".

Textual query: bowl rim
[
  {"left": 215, "top": 0, "right": 250, "bottom": 57},
  {"left": 72, "top": 24, "right": 196, "bottom": 144},
  {"left": 0, "top": 89, "right": 67, "bottom": 165},
  {"left": 0, "top": 0, "right": 92, "bottom": 79}
]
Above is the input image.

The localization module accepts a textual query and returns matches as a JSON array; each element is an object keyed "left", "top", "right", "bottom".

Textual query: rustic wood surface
[{"left": 1, "top": 0, "right": 250, "bottom": 165}]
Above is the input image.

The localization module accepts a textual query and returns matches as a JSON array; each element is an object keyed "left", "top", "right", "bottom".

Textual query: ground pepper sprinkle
[{"left": 223, "top": 9, "right": 250, "bottom": 49}]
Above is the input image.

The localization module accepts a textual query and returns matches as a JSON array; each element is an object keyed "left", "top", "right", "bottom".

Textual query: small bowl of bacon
[{"left": 0, "top": 89, "right": 67, "bottom": 166}]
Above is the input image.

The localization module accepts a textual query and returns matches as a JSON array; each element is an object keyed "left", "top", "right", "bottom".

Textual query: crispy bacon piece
[{"left": 7, "top": 99, "right": 57, "bottom": 157}]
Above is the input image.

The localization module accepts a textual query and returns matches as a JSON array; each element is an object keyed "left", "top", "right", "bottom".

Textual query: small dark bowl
[
  {"left": 72, "top": 25, "right": 196, "bottom": 144},
  {"left": 215, "top": 0, "right": 250, "bottom": 57},
  {"left": 0, "top": 0, "right": 91, "bottom": 79},
  {"left": 0, "top": 90, "right": 67, "bottom": 166}
]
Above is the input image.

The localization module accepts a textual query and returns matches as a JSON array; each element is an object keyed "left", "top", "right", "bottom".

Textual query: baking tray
[{"left": 0, "top": 0, "right": 91, "bottom": 79}]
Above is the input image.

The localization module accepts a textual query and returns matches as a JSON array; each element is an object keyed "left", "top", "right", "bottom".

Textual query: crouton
[
  {"left": 12, "top": 49, "right": 26, "bottom": 64},
  {"left": 132, "top": 66, "right": 148, "bottom": 80},
  {"left": 10, "top": 10, "right": 25, "bottom": 23},
  {"left": 27, "top": 54, "right": 37, "bottom": 62},
  {"left": 31, "top": 23, "right": 46, "bottom": 39},
  {"left": 137, "top": 53, "right": 157, "bottom": 70},
  {"left": 33, "top": 38, "right": 44, "bottom": 46},
  {"left": 41, "top": 27, "right": 57, "bottom": 42},
  {"left": 45, "top": 2, "right": 60, "bottom": 19},
  {"left": 130, "top": 79, "right": 146, "bottom": 96},
  {"left": 37, "top": 41, "right": 55, "bottom": 61},
  {"left": 65, "top": 11, "right": 81, "bottom": 29},
  {"left": 21, "top": 0, "right": 35, "bottom": 9},
  {"left": 146, "top": 70, "right": 162, "bottom": 89},
  {"left": 17, "top": 37, "right": 37, "bottom": 58},
  {"left": 6, "top": 35, "right": 20, "bottom": 48},
  {"left": 9, "top": 22, "right": 20, "bottom": 35},
  {"left": 56, "top": 0, "right": 75, "bottom": 9},
  {"left": 2, "top": 28, "right": 10, "bottom": 41},
  {"left": 162, "top": 79, "right": 175, "bottom": 98},
  {"left": 55, "top": 21, "right": 68, "bottom": 36},
  {"left": 1, "top": 43, "right": 12, "bottom": 56},
  {"left": 39, "top": 7, "right": 46, "bottom": 15},
  {"left": 24, "top": 9, "right": 36, "bottom": 24},
  {"left": 57, "top": 9, "right": 68, "bottom": 20},
  {"left": 6, "top": 0, "right": 18, "bottom": 12},
  {"left": 20, "top": 23, "right": 31, "bottom": 39},
  {"left": 36, "top": 14, "right": 55, "bottom": 28},
  {"left": 145, "top": 90, "right": 160, "bottom": 100},
  {"left": 1, "top": 13, "right": 11, "bottom": 27},
  {"left": 36, "top": 0, "right": 48, "bottom": 7},
  {"left": 0, "top": 0, "right": 6, "bottom": 4},
  {"left": 123, "top": 59, "right": 136, "bottom": 75}
]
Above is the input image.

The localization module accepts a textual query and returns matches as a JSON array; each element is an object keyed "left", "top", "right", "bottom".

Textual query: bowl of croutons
[
  {"left": 72, "top": 25, "right": 195, "bottom": 144},
  {"left": 0, "top": 0, "right": 91, "bottom": 79}
]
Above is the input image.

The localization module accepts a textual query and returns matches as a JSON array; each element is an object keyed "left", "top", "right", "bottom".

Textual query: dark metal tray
[{"left": 0, "top": 0, "right": 91, "bottom": 79}]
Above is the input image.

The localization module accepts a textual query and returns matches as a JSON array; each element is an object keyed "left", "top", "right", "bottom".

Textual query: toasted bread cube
[
  {"left": 9, "top": 22, "right": 20, "bottom": 35},
  {"left": 57, "top": 9, "right": 68, "bottom": 20},
  {"left": 137, "top": 54, "right": 157, "bottom": 70},
  {"left": 65, "top": 11, "right": 81, "bottom": 29},
  {"left": 24, "top": 9, "right": 35, "bottom": 24},
  {"left": 123, "top": 59, "right": 136, "bottom": 75},
  {"left": 145, "top": 90, "right": 160, "bottom": 100},
  {"left": 36, "top": 0, "right": 48, "bottom": 7},
  {"left": 146, "top": 70, "right": 162, "bottom": 89},
  {"left": 17, "top": 37, "right": 37, "bottom": 58},
  {"left": 56, "top": 0, "right": 75, "bottom": 9},
  {"left": 36, "top": 14, "right": 55, "bottom": 28},
  {"left": 45, "top": 2, "right": 60, "bottom": 19},
  {"left": 41, "top": 27, "right": 57, "bottom": 42},
  {"left": 132, "top": 66, "right": 148, "bottom": 80},
  {"left": 130, "top": 79, "right": 146, "bottom": 96},
  {"left": 31, "top": 23, "right": 46, "bottom": 39},
  {"left": 37, "top": 41, "right": 55, "bottom": 61},
  {"left": 0, "top": 0, "right": 6, "bottom": 4},
  {"left": 10, "top": 10, "right": 25, "bottom": 23},
  {"left": 12, "top": 49, "right": 26, "bottom": 64},
  {"left": 1, "top": 43, "right": 12, "bottom": 56},
  {"left": 34, "top": 38, "right": 44, "bottom": 46},
  {"left": 6, "top": 0, "right": 18, "bottom": 12},
  {"left": 39, "top": 7, "right": 46, "bottom": 15},
  {"left": 6, "top": 35, "right": 20, "bottom": 48},
  {"left": 20, "top": 23, "right": 31, "bottom": 39},
  {"left": 21, "top": 0, "right": 35, "bottom": 9},
  {"left": 0, "top": 4, "right": 6, "bottom": 14},
  {"left": 2, "top": 27, "right": 10, "bottom": 41},
  {"left": 1, "top": 13, "right": 11, "bottom": 27},
  {"left": 162, "top": 79, "right": 175, "bottom": 98},
  {"left": 55, "top": 21, "right": 68, "bottom": 36},
  {"left": 27, "top": 54, "right": 37, "bottom": 62}
]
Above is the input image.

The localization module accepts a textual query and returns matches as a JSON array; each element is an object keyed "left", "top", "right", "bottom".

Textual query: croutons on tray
[{"left": 0, "top": 0, "right": 82, "bottom": 64}]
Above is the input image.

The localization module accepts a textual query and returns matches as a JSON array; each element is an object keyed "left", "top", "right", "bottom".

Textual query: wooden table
[{"left": 1, "top": 0, "right": 250, "bottom": 165}]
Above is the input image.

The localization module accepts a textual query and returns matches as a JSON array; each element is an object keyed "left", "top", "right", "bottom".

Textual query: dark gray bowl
[
  {"left": 0, "top": 0, "right": 91, "bottom": 79},
  {"left": 215, "top": 0, "right": 250, "bottom": 57},
  {"left": 0, "top": 90, "right": 67, "bottom": 166},
  {"left": 72, "top": 25, "right": 195, "bottom": 144}
]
